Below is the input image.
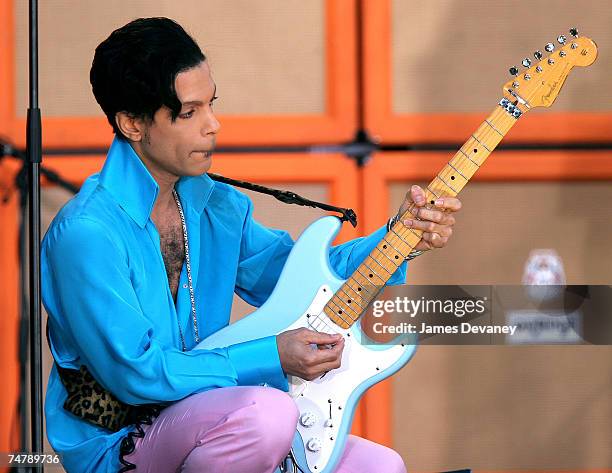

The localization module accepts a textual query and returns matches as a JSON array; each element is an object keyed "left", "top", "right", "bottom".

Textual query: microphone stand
[{"left": 26, "top": 0, "right": 43, "bottom": 467}]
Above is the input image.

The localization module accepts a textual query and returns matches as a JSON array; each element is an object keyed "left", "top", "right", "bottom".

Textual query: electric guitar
[{"left": 195, "top": 30, "right": 597, "bottom": 473}]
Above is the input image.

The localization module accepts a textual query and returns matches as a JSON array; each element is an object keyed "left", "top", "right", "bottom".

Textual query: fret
[
  {"left": 427, "top": 180, "right": 450, "bottom": 200},
  {"left": 361, "top": 260, "right": 388, "bottom": 284},
  {"left": 344, "top": 277, "right": 376, "bottom": 300},
  {"left": 327, "top": 297, "right": 359, "bottom": 322},
  {"left": 406, "top": 226, "right": 423, "bottom": 243},
  {"left": 323, "top": 306, "right": 350, "bottom": 329},
  {"left": 336, "top": 286, "right": 367, "bottom": 310},
  {"left": 471, "top": 134, "right": 491, "bottom": 153},
  {"left": 435, "top": 173, "right": 459, "bottom": 195},
  {"left": 374, "top": 245, "right": 403, "bottom": 268},
  {"left": 329, "top": 294, "right": 360, "bottom": 320},
  {"left": 366, "top": 255, "right": 393, "bottom": 277},
  {"left": 441, "top": 164, "right": 468, "bottom": 190},
  {"left": 355, "top": 265, "right": 386, "bottom": 287},
  {"left": 447, "top": 161, "right": 467, "bottom": 180},
  {"left": 485, "top": 119, "right": 504, "bottom": 137},
  {"left": 458, "top": 148, "right": 480, "bottom": 167},
  {"left": 474, "top": 121, "right": 506, "bottom": 150},
  {"left": 370, "top": 249, "right": 399, "bottom": 274},
  {"left": 450, "top": 154, "right": 480, "bottom": 177},
  {"left": 396, "top": 226, "right": 422, "bottom": 251},
  {"left": 328, "top": 296, "right": 356, "bottom": 318},
  {"left": 388, "top": 227, "right": 415, "bottom": 256},
  {"left": 426, "top": 185, "right": 441, "bottom": 199},
  {"left": 382, "top": 236, "right": 407, "bottom": 259}
]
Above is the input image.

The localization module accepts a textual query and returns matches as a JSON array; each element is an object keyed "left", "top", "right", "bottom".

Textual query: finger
[
  {"left": 432, "top": 197, "right": 462, "bottom": 212},
  {"left": 309, "top": 340, "right": 344, "bottom": 364},
  {"left": 403, "top": 219, "right": 452, "bottom": 237},
  {"left": 409, "top": 185, "right": 426, "bottom": 207},
  {"left": 420, "top": 231, "right": 449, "bottom": 248},
  {"left": 301, "top": 329, "right": 343, "bottom": 346},
  {"left": 412, "top": 207, "right": 454, "bottom": 224}
]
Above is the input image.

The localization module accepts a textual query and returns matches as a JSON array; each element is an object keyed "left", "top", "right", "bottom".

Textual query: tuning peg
[
  {"left": 522, "top": 58, "right": 532, "bottom": 67},
  {"left": 534, "top": 50, "right": 543, "bottom": 60},
  {"left": 509, "top": 66, "right": 519, "bottom": 76},
  {"left": 545, "top": 42, "right": 555, "bottom": 52},
  {"left": 569, "top": 27, "right": 578, "bottom": 37},
  {"left": 557, "top": 35, "right": 567, "bottom": 44}
]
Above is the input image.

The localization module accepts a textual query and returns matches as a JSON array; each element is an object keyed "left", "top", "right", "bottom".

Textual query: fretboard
[{"left": 324, "top": 100, "right": 523, "bottom": 329}]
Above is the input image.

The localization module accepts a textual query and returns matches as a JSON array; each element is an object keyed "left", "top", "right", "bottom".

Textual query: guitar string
[
  {"left": 306, "top": 108, "right": 507, "bottom": 333},
  {"left": 305, "top": 63, "right": 554, "bottom": 335}
]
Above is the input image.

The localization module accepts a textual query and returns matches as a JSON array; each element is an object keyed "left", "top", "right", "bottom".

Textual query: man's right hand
[{"left": 276, "top": 328, "right": 345, "bottom": 381}]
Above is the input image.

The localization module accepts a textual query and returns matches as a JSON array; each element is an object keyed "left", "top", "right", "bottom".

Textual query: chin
[{"left": 187, "top": 156, "right": 212, "bottom": 176}]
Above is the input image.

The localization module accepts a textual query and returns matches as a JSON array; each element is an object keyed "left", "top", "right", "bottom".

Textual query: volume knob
[
  {"left": 306, "top": 437, "right": 322, "bottom": 452},
  {"left": 299, "top": 412, "right": 317, "bottom": 428}
]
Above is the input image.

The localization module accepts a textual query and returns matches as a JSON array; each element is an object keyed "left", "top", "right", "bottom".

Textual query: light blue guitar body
[{"left": 196, "top": 216, "right": 417, "bottom": 472}]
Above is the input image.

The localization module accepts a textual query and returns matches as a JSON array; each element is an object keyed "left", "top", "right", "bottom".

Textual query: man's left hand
[{"left": 397, "top": 185, "right": 462, "bottom": 252}]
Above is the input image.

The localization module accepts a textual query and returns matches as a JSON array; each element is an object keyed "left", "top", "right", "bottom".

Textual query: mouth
[{"left": 192, "top": 150, "right": 212, "bottom": 159}]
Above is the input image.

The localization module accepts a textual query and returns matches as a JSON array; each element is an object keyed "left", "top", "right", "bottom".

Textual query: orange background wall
[{"left": 1, "top": 0, "right": 611, "bottom": 471}]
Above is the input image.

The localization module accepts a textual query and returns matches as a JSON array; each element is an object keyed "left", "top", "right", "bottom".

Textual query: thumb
[
  {"left": 303, "top": 330, "right": 343, "bottom": 345},
  {"left": 410, "top": 185, "right": 426, "bottom": 206}
]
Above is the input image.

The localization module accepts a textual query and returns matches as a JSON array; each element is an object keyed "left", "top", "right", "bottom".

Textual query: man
[{"left": 42, "top": 18, "right": 461, "bottom": 472}]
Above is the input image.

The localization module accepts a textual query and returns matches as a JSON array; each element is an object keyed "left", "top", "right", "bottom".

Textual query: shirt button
[{"left": 183, "top": 284, "right": 188, "bottom": 289}]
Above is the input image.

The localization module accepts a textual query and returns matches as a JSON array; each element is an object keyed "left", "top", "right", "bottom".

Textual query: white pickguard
[{"left": 286, "top": 285, "right": 406, "bottom": 472}]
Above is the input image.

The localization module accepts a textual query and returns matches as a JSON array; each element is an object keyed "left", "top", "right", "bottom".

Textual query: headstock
[{"left": 503, "top": 28, "right": 597, "bottom": 109}]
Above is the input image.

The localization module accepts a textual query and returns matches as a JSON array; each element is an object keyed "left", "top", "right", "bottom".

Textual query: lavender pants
[{"left": 122, "top": 386, "right": 406, "bottom": 473}]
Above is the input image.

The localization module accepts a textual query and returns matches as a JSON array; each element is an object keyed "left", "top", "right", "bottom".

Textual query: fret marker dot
[
  {"left": 451, "top": 176, "right": 455, "bottom": 180},
  {"left": 430, "top": 200, "right": 435, "bottom": 205},
  {"left": 369, "top": 274, "right": 373, "bottom": 278},
  {"left": 357, "top": 287, "right": 362, "bottom": 291},
  {"left": 473, "top": 148, "right": 478, "bottom": 153},
  {"left": 395, "top": 255, "right": 399, "bottom": 259},
  {"left": 338, "top": 310, "right": 342, "bottom": 314},
  {"left": 383, "top": 245, "right": 387, "bottom": 249},
  {"left": 347, "top": 300, "right": 351, "bottom": 304}
]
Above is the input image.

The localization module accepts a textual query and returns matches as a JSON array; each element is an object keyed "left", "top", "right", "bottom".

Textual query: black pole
[{"left": 26, "top": 0, "right": 44, "bottom": 466}]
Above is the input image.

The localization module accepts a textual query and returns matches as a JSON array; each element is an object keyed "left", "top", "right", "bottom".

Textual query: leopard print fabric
[{"left": 56, "top": 364, "right": 164, "bottom": 432}]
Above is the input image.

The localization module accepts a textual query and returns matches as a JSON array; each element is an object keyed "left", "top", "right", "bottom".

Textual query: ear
[{"left": 115, "top": 112, "right": 145, "bottom": 142}]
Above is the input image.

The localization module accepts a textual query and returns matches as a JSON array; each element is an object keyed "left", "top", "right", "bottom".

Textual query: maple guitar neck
[
  {"left": 324, "top": 100, "right": 522, "bottom": 329},
  {"left": 323, "top": 31, "right": 598, "bottom": 330}
]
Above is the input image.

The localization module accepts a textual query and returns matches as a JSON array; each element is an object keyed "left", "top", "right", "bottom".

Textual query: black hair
[{"left": 90, "top": 17, "right": 206, "bottom": 140}]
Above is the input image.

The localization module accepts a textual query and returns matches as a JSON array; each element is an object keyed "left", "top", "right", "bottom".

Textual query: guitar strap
[{"left": 208, "top": 173, "right": 358, "bottom": 228}]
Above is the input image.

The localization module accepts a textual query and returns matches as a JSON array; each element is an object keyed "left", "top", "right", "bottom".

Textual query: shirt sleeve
[
  {"left": 42, "top": 217, "right": 285, "bottom": 405},
  {"left": 235, "top": 196, "right": 408, "bottom": 307}
]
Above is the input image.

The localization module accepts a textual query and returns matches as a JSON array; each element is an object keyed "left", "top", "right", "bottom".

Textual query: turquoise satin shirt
[{"left": 41, "top": 137, "right": 407, "bottom": 472}]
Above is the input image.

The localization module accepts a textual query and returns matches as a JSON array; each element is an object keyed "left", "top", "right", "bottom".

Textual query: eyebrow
[{"left": 182, "top": 84, "right": 217, "bottom": 108}]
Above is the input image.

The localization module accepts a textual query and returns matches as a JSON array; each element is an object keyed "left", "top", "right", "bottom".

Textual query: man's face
[{"left": 132, "top": 61, "right": 220, "bottom": 180}]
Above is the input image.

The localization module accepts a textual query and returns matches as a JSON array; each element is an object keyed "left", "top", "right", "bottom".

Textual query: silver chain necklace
[{"left": 172, "top": 189, "right": 200, "bottom": 351}]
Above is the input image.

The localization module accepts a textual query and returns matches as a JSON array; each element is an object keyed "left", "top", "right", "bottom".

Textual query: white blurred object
[{"left": 522, "top": 249, "right": 566, "bottom": 301}]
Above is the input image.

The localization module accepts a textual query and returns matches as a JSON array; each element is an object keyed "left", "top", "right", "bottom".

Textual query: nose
[{"left": 202, "top": 107, "right": 221, "bottom": 137}]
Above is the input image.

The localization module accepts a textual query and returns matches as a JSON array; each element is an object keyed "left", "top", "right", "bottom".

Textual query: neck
[
  {"left": 154, "top": 176, "right": 179, "bottom": 213},
  {"left": 129, "top": 141, "right": 180, "bottom": 213},
  {"left": 324, "top": 98, "right": 523, "bottom": 330}
]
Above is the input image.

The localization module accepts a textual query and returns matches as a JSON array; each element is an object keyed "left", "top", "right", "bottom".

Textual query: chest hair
[{"left": 155, "top": 211, "right": 185, "bottom": 301}]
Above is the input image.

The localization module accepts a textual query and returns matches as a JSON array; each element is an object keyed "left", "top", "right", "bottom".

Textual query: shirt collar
[{"left": 99, "top": 137, "right": 215, "bottom": 228}]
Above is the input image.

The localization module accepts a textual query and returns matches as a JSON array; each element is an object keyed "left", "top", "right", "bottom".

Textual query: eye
[{"left": 179, "top": 110, "right": 195, "bottom": 119}]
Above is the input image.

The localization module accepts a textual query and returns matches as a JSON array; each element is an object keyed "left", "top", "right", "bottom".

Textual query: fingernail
[
  {"left": 403, "top": 219, "right": 413, "bottom": 227},
  {"left": 435, "top": 199, "right": 444, "bottom": 206}
]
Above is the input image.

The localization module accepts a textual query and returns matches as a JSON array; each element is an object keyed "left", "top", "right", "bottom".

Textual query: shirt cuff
[{"left": 227, "top": 335, "right": 289, "bottom": 391}]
